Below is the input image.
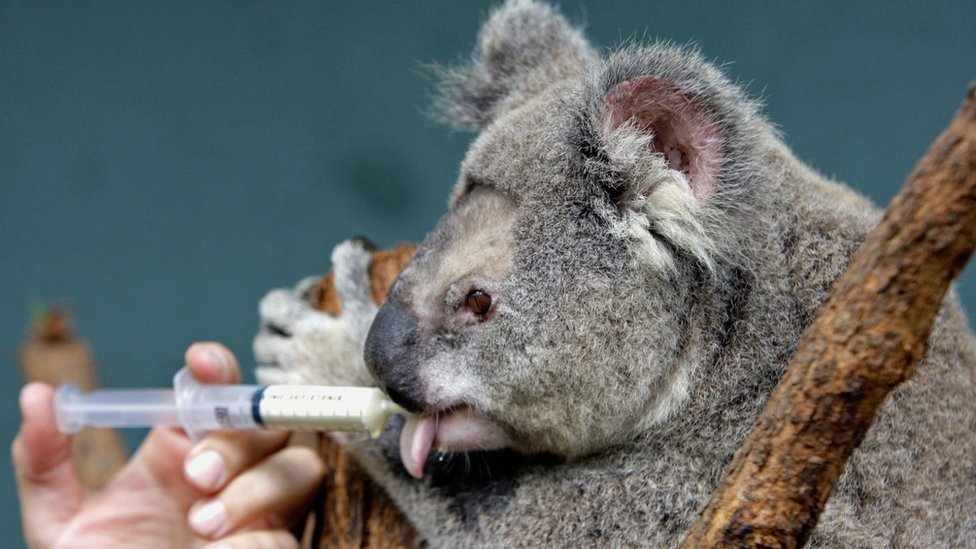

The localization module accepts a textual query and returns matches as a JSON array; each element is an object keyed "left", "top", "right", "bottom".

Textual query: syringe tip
[{"left": 383, "top": 399, "right": 408, "bottom": 415}]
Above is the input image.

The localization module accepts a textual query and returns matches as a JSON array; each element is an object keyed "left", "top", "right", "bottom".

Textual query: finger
[
  {"left": 183, "top": 429, "right": 290, "bottom": 493},
  {"left": 12, "top": 382, "right": 84, "bottom": 546},
  {"left": 203, "top": 529, "right": 299, "bottom": 549},
  {"left": 185, "top": 341, "right": 241, "bottom": 385},
  {"left": 188, "top": 446, "right": 325, "bottom": 539}
]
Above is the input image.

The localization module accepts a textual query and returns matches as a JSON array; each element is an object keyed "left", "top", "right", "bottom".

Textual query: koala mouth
[{"left": 399, "top": 405, "right": 513, "bottom": 478}]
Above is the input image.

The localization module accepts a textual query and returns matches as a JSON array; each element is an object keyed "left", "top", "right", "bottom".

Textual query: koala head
[{"left": 365, "top": 0, "right": 777, "bottom": 478}]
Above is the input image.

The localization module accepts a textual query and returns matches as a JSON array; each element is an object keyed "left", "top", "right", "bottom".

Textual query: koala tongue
[{"left": 400, "top": 414, "right": 436, "bottom": 479}]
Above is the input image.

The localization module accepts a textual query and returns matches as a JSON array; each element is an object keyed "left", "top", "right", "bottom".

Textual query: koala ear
[
  {"left": 434, "top": 0, "right": 596, "bottom": 131},
  {"left": 601, "top": 76, "right": 724, "bottom": 203}
]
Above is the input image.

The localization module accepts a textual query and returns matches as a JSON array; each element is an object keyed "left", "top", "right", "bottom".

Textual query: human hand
[{"left": 13, "top": 342, "right": 325, "bottom": 548}]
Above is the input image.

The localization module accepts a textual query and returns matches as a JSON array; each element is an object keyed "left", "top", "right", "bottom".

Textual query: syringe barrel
[
  {"left": 256, "top": 385, "right": 402, "bottom": 438},
  {"left": 173, "top": 368, "right": 405, "bottom": 439}
]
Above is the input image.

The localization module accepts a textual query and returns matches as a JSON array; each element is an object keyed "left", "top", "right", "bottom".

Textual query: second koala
[{"left": 254, "top": 1, "right": 976, "bottom": 546}]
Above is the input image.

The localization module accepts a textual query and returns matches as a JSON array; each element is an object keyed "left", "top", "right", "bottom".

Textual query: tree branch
[{"left": 681, "top": 84, "right": 976, "bottom": 547}]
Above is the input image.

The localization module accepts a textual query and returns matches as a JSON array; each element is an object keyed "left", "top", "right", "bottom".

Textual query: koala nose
[{"left": 364, "top": 298, "right": 427, "bottom": 413}]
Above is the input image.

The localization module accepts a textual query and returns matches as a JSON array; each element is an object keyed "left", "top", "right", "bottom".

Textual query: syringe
[{"left": 54, "top": 367, "right": 407, "bottom": 440}]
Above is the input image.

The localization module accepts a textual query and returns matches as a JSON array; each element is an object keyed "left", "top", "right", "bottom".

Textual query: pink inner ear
[{"left": 602, "top": 76, "right": 723, "bottom": 202}]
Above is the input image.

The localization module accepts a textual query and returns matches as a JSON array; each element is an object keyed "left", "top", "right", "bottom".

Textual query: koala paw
[{"left": 253, "top": 238, "right": 414, "bottom": 387}]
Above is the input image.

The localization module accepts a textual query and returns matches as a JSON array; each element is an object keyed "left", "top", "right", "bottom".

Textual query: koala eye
[{"left": 465, "top": 289, "right": 492, "bottom": 317}]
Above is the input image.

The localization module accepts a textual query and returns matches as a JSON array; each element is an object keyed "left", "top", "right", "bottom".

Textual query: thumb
[{"left": 12, "top": 382, "right": 84, "bottom": 545}]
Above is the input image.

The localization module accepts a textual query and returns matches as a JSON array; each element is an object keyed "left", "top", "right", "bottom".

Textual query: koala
[{"left": 253, "top": 0, "right": 976, "bottom": 546}]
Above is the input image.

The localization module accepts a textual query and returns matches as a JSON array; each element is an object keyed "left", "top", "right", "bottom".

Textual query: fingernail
[
  {"left": 205, "top": 348, "right": 228, "bottom": 376},
  {"left": 189, "top": 498, "right": 228, "bottom": 537},
  {"left": 184, "top": 450, "right": 227, "bottom": 492}
]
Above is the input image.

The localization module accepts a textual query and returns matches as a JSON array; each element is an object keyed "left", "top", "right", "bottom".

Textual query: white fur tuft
[{"left": 603, "top": 121, "right": 718, "bottom": 274}]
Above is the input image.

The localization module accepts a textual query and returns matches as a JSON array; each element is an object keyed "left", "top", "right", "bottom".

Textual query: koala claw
[{"left": 330, "top": 238, "right": 379, "bottom": 317}]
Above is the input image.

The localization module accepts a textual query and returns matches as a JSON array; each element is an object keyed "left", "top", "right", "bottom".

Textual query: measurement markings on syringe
[{"left": 259, "top": 386, "right": 369, "bottom": 430}]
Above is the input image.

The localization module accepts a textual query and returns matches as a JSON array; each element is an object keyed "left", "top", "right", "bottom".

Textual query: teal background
[{"left": 2, "top": 1, "right": 974, "bottom": 545}]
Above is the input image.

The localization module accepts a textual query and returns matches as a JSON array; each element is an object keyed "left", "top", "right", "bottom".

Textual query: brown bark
[
  {"left": 312, "top": 435, "right": 421, "bottom": 549},
  {"left": 17, "top": 306, "right": 128, "bottom": 490},
  {"left": 681, "top": 85, "right": 976, "bottom": 548}
]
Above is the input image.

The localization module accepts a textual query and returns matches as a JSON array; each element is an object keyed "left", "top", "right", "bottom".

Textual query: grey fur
[{"left": 253, "top": 1, "right": 976, "bottom": 546}]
